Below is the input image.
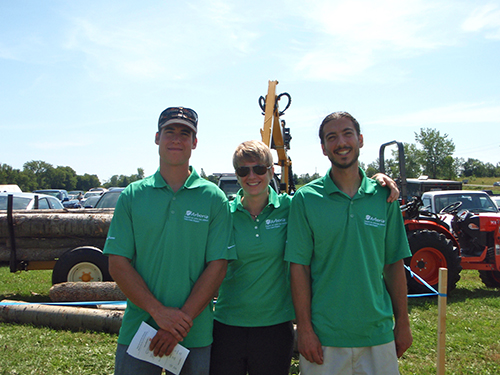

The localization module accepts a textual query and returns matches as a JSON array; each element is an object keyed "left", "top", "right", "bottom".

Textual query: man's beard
[{"left": 328, "top": 148, "right": 359, "bottom": 169}]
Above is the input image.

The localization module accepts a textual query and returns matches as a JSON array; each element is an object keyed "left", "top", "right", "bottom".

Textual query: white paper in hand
[{"left": 126, "top": 321, "right": 190, "bottom": 375}]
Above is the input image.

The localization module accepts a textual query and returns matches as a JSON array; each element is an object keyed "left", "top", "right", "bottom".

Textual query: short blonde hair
[{"left": 232, "top": 140, "right": 273, "bottom": 170}]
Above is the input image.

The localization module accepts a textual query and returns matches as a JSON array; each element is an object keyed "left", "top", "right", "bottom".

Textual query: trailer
[{"left": 1, "top": 198, "right": 114, "bottom": 284}]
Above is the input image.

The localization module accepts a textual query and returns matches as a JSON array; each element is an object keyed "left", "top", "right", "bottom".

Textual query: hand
[
  {"left": 372, "top": 173, "right": 399, "bottom": 203},
  {"left": 297, "top": 329, "right": 324, "bottom": 365},
  {"left": 149, "top": 329, "right": 179, "bottom": 357},
  {"left": 150, "top": 306, "right": 193, "bottom": 342},
  {"left": 394, "top": 322, "right": 413, "bottom": 358}
]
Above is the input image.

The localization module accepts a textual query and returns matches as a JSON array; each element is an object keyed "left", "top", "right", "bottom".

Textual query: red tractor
[
  {"left": 402, "top": 197, "right": 500, "bottom": 293},
  {"left": 380, "top": 141, "right": 500, "bottom": 294}
]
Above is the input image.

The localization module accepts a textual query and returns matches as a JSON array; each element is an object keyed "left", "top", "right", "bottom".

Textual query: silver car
[
  {"left": 492, "top": 195, "right": 500, "bottom": 208},
  {"left": 0, "top": 192, "right": 64, "bottom": 210}
]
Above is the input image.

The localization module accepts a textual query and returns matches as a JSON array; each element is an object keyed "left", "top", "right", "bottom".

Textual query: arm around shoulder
[{"left": 372, "top": 173, "right": 399, "bottom": 203}]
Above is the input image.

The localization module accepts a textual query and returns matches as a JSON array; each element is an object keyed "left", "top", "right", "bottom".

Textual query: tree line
[
  {"left": 2, "top": 128, "right": 499, "bottom": 192},
  {"left": 294, "top": 128, "right": 499, "bottom": 185},
  {"left": 0, "top": 160, "right": 145, "bottom": 192},
  {"left": 364, "top": 128, "right": 500, "bottom": 181}
]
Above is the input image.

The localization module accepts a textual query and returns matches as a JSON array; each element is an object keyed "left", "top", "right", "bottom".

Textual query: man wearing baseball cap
[{"left": 104, "top": 107, "right": 235, "bottom": 375}]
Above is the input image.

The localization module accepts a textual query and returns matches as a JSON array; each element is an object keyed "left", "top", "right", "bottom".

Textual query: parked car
[
  {"left": 494, "top": 181, "right": 500, "bottom": 187},
  {"left": 492, "top": 196, "right": 500, "bottom": 208},
  {"left": 63, "top": 199, "right": 82, "bottom": 209},
  {"left": 95, "top": 188, "right": 124, "bottom": 208},
  {"left": 68, "top": 190, "right": 85, "bottom": 199},
  {"left": 82, "top": 195, "right": 101, "bottom": 208},
  {"left": 33, "top": 189, "right": 70, "bottom": 202},
  {"left": 217, "top": 174, "right": 241, "bottom": 201},
  {"left": 421, "top": 190, "right": 499, "bottom": 230},
  {"left": 421, "top": 190, "right": 499, "bottom": 214},
  {"left": 0, "top": 192, "right": 64, "bottom": 210},
  {"left": 0, "top": 184, "right": 22, "bottom": 193},
  {"left": 89, "top": 187, "right": 108, "bottom": 193},
  {"left": 80, "top": 190, "right": 103, "bottom": 206},
  {"left": 82, "top": 191, "right": 103, "bottom": 199}
]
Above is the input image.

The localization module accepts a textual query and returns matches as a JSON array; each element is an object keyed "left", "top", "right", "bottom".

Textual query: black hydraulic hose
[
  {"left": 259, "top": 96, "right": 266, "bottom": 114},
  {"left": 277, "top": 93, "right": 291, "bottom": 116}
]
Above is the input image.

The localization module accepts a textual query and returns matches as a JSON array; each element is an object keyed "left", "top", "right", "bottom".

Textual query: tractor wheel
[
  {"left": 52, "top": 246, "right": 112, "bottom": 284},
  {"left": 405, "top": 230, "right": 462, "bottom": 294},
  {"left": 479, "top": 270, "right": 500, "bottom": 288}
]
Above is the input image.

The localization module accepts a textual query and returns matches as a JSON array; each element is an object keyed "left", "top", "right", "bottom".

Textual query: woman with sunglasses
[
  {"left": 210, "top": 140, "right": 400, "bottom": 374},
  {"left": 210, "top": 140, "right": 295, "bottom": 375}
]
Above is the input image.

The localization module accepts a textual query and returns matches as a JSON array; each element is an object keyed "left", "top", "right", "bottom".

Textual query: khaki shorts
[{"left": 300, "top": 341, "right": 399, "bottom": 375}]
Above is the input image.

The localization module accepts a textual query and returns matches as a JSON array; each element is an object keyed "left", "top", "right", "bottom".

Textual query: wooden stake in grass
[{"left": 437, "top": 267, "right": 448, "bottom": 375}]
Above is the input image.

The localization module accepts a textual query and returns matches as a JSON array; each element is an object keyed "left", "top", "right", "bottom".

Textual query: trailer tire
[
  {"left": 405, "top": 230, "right": 461, "bottom": 294},
  {"left": 52, "top": 246, "right": 112, "bottom": 285}
]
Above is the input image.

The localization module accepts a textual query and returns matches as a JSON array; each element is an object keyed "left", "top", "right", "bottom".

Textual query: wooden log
[
  {"left": 49, "top": 282, "right": 126, "bottom": 302},
  {"left": 0, "top": 210, "right": 114, "bottom": 238},
  {"left": 0, "top": 300, "right": 122, "bottom": 333},
  {"left": 0, "top": 209, "right": 113, "bottom": 262}
]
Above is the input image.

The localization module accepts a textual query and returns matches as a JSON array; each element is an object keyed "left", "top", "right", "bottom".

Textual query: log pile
[{"left": 0, "top": 209, "right": 114, "bottom": 262}]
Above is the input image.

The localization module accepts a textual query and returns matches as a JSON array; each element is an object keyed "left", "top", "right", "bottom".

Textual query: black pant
[{"left": 210, "top": 320, "right": 294, "bottom": 375}]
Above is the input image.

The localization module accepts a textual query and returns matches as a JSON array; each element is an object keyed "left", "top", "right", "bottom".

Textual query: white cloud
[
  {"left": 462, "top": 3, "right": 500, "bottom": 39},
  {"left": 367, "top": 102, "right": 500, "bottom": 127},
  {"left": 288, "top": 0, "right": 466, "bottom": 81},
  {"left": 61, "top": 1, "right": 261, "bottom": 81}
]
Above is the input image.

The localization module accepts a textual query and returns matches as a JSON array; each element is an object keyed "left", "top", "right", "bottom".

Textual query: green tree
[
  {"left": 0, "top": 163, "right": 16, "bottom": 185},
  {"left": 48, "top": 166, "right": 78, "bottom": 190},
  {"left": 484, "top": 162, "right": 496, "bottom": 178},
  {"left": 76, "top": 174, "right": 101, "bottom": 191},
  {"left": 402, "top": 143, "right": 422, "bottom": 178},
  {"left": 136, "top": 168, "right": 145, "bottom": 180},
  {"left": 462, "top": 158, "right": 486, "bottom": 177},
  {"left": 16, "top": 171, "right": 37, "bottom": 191},
  {"left": 23, "top": 160, "right": 53, "bottom": 188},
  {"left": 440, "top": 156, "right": 459, "bottom": 180},
  {"left": 365, "top": 161, "right": 379, "bottom": 177},
  {"left": 414, "top": 128, "right": 455, "bottom": 179},
  {"left": 103, "top": 168, "right": 145, "bottom": 188},
  {"left": 206, "top": 174, "right": 219, "bottom": 184}
]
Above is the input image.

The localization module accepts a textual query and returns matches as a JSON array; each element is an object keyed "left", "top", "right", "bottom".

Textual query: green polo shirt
[
  {"left": 103, "top": 167, "right": 234, "bottom": 348},
  {"left": 285, "top": 167, "right": 411, "bottom": 348},
  {"left": 215, "top": 187, "right": 295, "bottom": 327}
]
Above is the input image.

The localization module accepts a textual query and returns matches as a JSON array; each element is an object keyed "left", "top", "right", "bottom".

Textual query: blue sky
[{"left": 1, "top": 0, "right": 499, "bottom": 183}]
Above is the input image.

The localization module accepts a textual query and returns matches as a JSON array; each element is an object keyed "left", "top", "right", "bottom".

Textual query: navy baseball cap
[{"left": 158, "top": 107, "right": 198, "bottom": 134}]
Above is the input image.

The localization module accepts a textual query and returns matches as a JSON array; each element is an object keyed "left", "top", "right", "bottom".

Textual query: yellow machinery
[{"left": 259, "top": 80, "right": 295, "bottom": 194}]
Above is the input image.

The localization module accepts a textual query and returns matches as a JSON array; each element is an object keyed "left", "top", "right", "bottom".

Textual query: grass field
[
  {"left": 461, "top": 176, "right": 500, "bottom": 195},
  {"left": 1, "top": 266, "right": 499, "bottom": 374}
]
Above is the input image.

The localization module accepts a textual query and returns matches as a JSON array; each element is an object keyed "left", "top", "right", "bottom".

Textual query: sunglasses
[
  {"left": 158, "top": 107, "right": 198, "bottom": 129},
  {"left": 235, "top": 165, "right": 272, "bottom": 177}
]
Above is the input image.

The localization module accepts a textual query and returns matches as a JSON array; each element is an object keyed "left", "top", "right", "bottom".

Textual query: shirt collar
[
  {"left": 152, "top": 166, "right": 202, "bottom": 190},
  {"left": 323, "top": 167, "right": 377, "bottom": 197},
  {"left": 232, "top": 186, "right": 280, "bottom": 213}
]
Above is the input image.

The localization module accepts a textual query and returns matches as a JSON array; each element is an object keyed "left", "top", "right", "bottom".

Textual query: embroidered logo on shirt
[
  {"left": 184, "top": 210, "right": 209, "bottom": 223},
  {"left": 265, "top": 218, "right": 287, "bottom": 230},
  {"left": 364, "top": 215, "right": 386, "bottom": 228}
]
